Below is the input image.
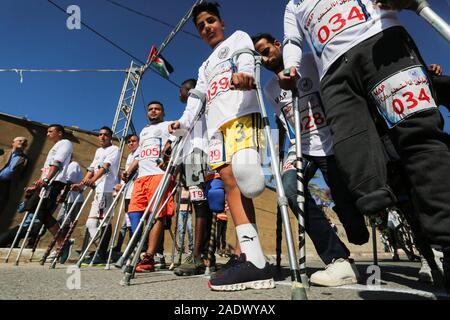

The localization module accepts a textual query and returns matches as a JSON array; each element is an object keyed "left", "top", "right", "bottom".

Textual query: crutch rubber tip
[
  {"left": 14, "top": 261, "right": 19, "bottom": 266},
  {"left": 114, "top": 258, "right": 124, "bottom": 269},
  {"left": 291, "top": 282, "right": 308, "bottom": 301},
  {"left": 120, "top": 274, "right": 132, "bottom": 286},
  {"left": 4, "top": 259, "right": 9, "bottom": 263}
]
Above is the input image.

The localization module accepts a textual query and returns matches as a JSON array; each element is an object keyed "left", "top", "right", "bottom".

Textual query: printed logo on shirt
[
  {"left": 218, "top": 46, "right": 230, "bottom": 59},
  {"left": 299, "top": 77, "right": 313, "bottom": 92}
]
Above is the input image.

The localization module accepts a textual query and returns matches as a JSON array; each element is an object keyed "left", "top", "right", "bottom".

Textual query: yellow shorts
[{"left": 209, "top": 113, "right": 264, "bottom": 170}]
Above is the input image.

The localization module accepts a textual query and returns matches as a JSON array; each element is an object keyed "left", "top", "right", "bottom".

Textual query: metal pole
[
  {"left": 28, "top": 224, "right": 46, "bottom": 262},
  {"left": 75, "top": 183, "right": 127, "bottom": 268},
  {"left": 40, "top": 190, "right": 85, "bottom": 265},
  {"left": 105, "top": 188, "right": 127, "bottom": 269},
  {"left": 231, "top": 49, "right": 308, "bottom": 300},
  {"left": 4, "top": 212, "right": 29, "bottom": 263},
  {"left": 372, "top": 223, "right": 378, "bottom": 266},
  {"left": 14, "top": 175, "right": 59, "bottom": 266},
  {"left": 412, "top": 0, "right": 450, "bottom": 44},
  {"left": 49, "top": 189, "right": 94, "bottom": 269},
  {"left": 169, "top": 185, "right": 182, "bottom": 270}
]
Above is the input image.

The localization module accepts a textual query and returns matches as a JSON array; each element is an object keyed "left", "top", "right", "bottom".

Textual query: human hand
[{"left": 231, "top": 72, "right": 256, "bottom": 90}]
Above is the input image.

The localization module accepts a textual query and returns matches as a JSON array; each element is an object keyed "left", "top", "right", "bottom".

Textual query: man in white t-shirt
[
  {"left": 24, "top": 124, "right": 73, "bottom": 248},
  {"left": 73, "top": 126, "right": 120, "bottom": 265},
  {"left": 253, "top": 33, "right": 369, "bottom": 286},
  {"left": 280, "top": 0, "right": 450, "bottom": 291},
  {"left": 122, "top": 101, "right": 176, "bottom": 273}
]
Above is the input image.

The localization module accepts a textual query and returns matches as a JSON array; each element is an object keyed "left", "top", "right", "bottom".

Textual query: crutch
[
  {"left": 75, "top": 182, "right": 127, "bottom": 268},
  {"left": 28, "top": 224, "right": 46, "bottom": 262},
  {"left": 291, "top": 87, "right": 309, "bottom": 288},
  {"left": 410, "top": 0, "right": 450, "bottom": 43},
  {"left": 205, "top": 213, "right": 217, "bottom": 275},
  {"left": 40, "top": 190, "right": 86, "bottom": 265},
  {"left": 114, "top": 173, "right": 167, "bottom": 269},
  {"left": 169, "top": 185, "right": 182, "bottom": 270},
  {"left": 120, "top": 105, "right": 206, "bottom": 285},
  {"left": 275, "top": 208, "right": 283, "bottom": 269},
  {"left": 14, "top": 176, "right": 59, "bottom": 266},
  {"left": 49, "top": 188, "right": 94, "bottom": 269},
  {"left": 4, "top": 212, "right": 30, "bottom": 263},
  {"left": 230, "top": 49, "right": 308, "bottom": 300},
  {"left": 119, "top": 180, "right": 179, "bottom": 282},
  {"left": 105, "top": 187, "right": 127, "bottom": 269}
]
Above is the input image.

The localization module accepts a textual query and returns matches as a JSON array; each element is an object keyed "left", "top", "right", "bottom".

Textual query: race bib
[
  {"left": 306, "top": 0, "right": 371, "bottom": 57},
  {"left": 189, "top": 186, "right": 206, "bottom": 201},
  {"left": 208, "top": 132, "right": 226, "bottom": 165},
  {"left": 282, "top": 92, "right": 327, "bottom": 138},
  {"left": 282, "top": 152, "right": 297, "bottom": 174},
  {"left": 370, "top": 66, "right": 437, "bottom": 128},
  {"left": 139, "top": 138, "right": 161, "bottom": 160},
  {"left": 207, "top": 62, "right": 232, "bottom": 104}
]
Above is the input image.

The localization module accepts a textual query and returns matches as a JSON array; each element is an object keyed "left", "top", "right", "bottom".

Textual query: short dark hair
[
  {"left": 125, "top": 133, "right": 139, "bottom": 142},
  {"left": 48, "top": 124, "right": 65, "bottom": 135},
  {"left": 147, "top": 100, "right": 164, "bottom": 111},
  {"left": 181, "top": 78, "right": 197, "bottom": 88},
  {"left": 192, "top": 2, "right": 221, "bottom": 26},
  {"left": 99, "top": 126, "right": 113, "bottom": 137},
  {"left": 251, "top": 33, "right": 276, "bottom": 45}
]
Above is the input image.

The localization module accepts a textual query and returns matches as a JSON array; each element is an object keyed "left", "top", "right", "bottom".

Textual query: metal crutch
[
  {"left": 120, "top": 181, "right": 182, "bottom": 286},
  {"left": 4, "top": 211, "right": 30, "bottom": 263},
  {"left": 75, "top": 182, "right": 127, "bottom": 268},
  {"left": 410, "top": 0, "right": 450, "bottom": 43},
  {"left": 40, "top": 190, "right": 86, "bottom": 265},
  {"left": 50, "top": 188, "right": 94, "bottom": 269},
  {"left": 169, "top": 185, "right": 182, "bottom": 270},
  {"left": 230, "top": 48, "right": 308, "bottom": 300},
  {"left": 14, "top": 175, "right": 59, "bottom": 266},
  {"left": 28, "top": 224, "right": 46, "bottom": 262},
  {"left": 105, "top": 187, "right": 127, "bottom": 269}
]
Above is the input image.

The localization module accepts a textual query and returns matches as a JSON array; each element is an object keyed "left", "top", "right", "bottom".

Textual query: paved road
[{"left": 0, "top": 251, "right": 448, "bottom": 300}]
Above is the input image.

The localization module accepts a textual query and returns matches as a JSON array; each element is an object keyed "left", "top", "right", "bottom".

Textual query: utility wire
[
  {"left": 47, "top": 0, "right": 181, "bottom": 88},
  {"left": 0, "top": 69, "right": 127, "bottom": 72},
  {"left": 103, "top": 0, "right": 201, "bottom": 40}
]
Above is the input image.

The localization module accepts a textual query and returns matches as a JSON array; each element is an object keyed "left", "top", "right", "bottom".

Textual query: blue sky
[{"left": 1, "top": 0, "right": 450, "bottom": 191}]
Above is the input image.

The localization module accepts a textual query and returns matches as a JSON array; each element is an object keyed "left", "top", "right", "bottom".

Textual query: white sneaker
[
  {"left": 432, "top": 248, "right": 444, "bottom": 272},
  {"left": 419, "top": 257, "right": 432, "bottom": 283},
  {"left": 46, "top": 250, "right": 58, "bottom": 262},
  {"left": 310, "top": 258, "right": 359, "bottom": 287}
]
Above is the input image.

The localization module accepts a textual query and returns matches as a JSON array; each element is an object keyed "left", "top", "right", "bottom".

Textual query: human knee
[{"left": 231, "top": 148, "right": 265, "bottom": 198}]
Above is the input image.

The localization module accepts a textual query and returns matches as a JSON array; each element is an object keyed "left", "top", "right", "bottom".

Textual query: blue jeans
[
  {"left": 282, "top": 157, "right": 350, "bottom": 265},
  {"left": 177, "top": 210, "right": 193, "bottom": 252}
]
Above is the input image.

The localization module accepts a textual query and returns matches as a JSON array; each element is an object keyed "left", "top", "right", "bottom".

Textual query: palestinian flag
[{"left": 146, "top": 45, "right": 174, "bottom": 79}]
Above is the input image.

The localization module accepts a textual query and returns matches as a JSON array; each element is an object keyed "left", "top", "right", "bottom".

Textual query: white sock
[
  {"left": 86, "top": 218, "right": 98, "bottom": 239},
  {"left": 236, "top": 223, "right": 266, "bottom": 269}
]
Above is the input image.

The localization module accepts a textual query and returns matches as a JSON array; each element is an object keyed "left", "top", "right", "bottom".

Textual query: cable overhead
[
  {"left": 46, "top": 0, "right": 181, "bottom": 88},
  {"left": 104, "top": 0, "right": 201, "bottom": 40}
]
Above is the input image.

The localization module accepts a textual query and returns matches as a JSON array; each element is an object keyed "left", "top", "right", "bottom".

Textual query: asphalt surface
[{"left": 0, "top": 249, "right": 449, "bottom": 300}]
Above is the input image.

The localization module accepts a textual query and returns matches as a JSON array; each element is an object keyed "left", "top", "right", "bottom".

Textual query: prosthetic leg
[{"left": 231, "top": 49, "right": 307, "bottom": 299}]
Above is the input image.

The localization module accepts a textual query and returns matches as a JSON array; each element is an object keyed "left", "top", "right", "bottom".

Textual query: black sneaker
[
  {"left": 215, "top": 254, "right": 239, "bottom": 275},
  {"left": 59, "top": 239, "right": 75, "bottom": 264},
  {"left": 208, "top": 253, "right": 275, "bottom": 291}
]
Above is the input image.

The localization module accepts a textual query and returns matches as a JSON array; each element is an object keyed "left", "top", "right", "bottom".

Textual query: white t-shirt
[
  {"left": 65, "top": 161, "right": 84, "bottom": 203},
  {"left": 41, "top": 139, "right": 73, "bottom": 183},
  {"left": 89, "top": 145, "right": 120, "bottom": 194},
  {"left": 283, "top": 0, "right": 401, "bottom": 80},
  {"left": 179, "top": 30, "right": 261, "bottom": 139},
  {"left": 136, "top": 121, "right": 175, "bottom": 178},
  {"left": 264, "top": 53, "right": 333, "bottom": 157},
  {"left": 124, "top": 149, "right": 139, "bottom": 199}
]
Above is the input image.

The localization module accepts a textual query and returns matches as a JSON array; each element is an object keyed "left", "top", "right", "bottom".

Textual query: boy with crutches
[{"left": 170, "top": 2, "right": 274, "bottom": 291}]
